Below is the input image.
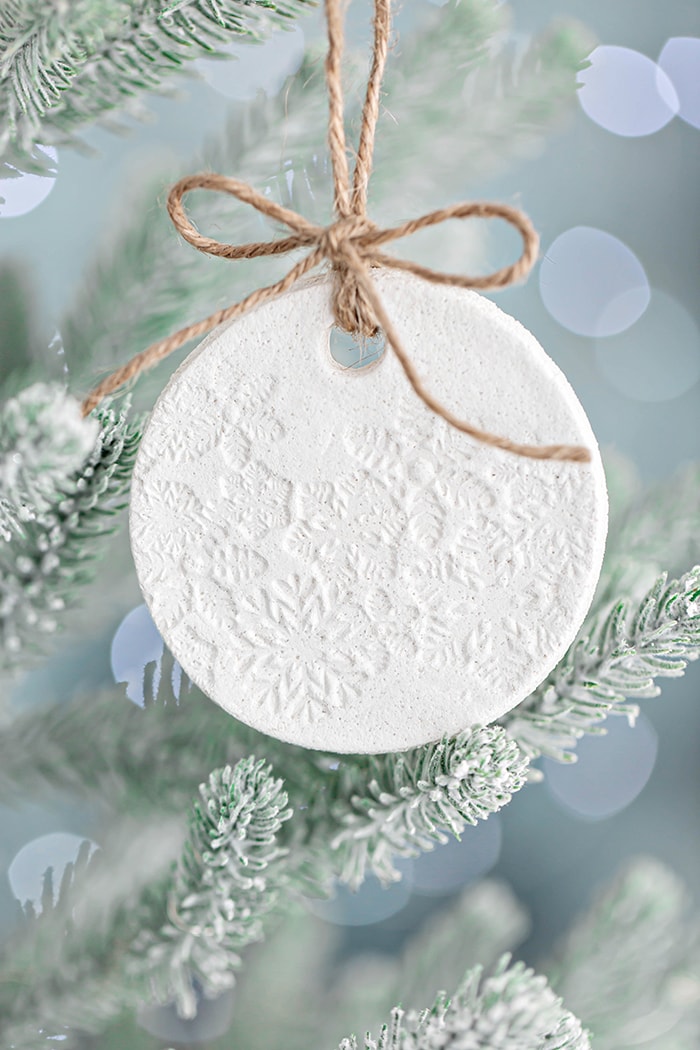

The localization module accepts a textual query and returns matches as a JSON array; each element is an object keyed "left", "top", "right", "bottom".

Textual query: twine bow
[{"left": 81, "top": 0, "right": 590, "bottom": 465}]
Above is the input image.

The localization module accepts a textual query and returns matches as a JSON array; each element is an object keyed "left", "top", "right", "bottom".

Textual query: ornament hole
[{"left": 328, "top": 326, "right": 386, "bottom": 372}]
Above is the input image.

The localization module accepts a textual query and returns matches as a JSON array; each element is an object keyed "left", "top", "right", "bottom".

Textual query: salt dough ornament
[{"left": 130, "top": 270, "right": 607, "bottom": 753}]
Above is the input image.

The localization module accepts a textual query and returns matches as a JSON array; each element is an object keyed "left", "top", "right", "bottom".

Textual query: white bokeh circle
[
  {"left": 0, "top": 146, "right": 58, "bottom": 219},
  {"left": 110, "top": 603, "right": 183, "bottom": 706},
  {"left": 594, "top": 289, "right": 700, "bottom": 402},
  {"left": 578, "top": 45, "right": 678, "bottom": 137},
  {"left": 540, "top": 226, "right": 650, "bottom": 338},
  {"left": 8, "top": 831, "right": 97, "bottom": 910},
  {"left": 658, "top": 37, "right": 700, "bottom": 130},
  {"left": 307, "top": 859, "right": 414, "bottom": 926},
  {"left": 412, "top": 816, "right": 502, "bottom": 896},
  {"left": 544, "top": 713, "right": 658, "bottom": 820}
]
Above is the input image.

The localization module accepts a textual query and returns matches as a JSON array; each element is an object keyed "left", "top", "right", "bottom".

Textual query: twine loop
[{"left": 81, "top": 0, "right": 591, "bottom": 465}]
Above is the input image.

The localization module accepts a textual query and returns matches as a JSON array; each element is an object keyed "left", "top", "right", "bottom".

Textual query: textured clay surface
[{"left": 130, "top": 271, "right": 608, "bottom": 753}]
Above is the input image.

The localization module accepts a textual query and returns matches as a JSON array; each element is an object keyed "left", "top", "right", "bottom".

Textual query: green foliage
[
  {"left": 374, "top": 2, "right": 595, "bottom": 201},
  {"left": 0, "top": 261, "right": 37, "bottom": 389},
  {"left": 325, "top": 728, "right": 529, "bottom": 889},
  {"left": 340, "top": 957, "right": 589, "bottom": 1050},
  {"left": 551, "top": 858, "right": 700, "bottom": 1050},
  {"left": 1, "top": 3, "right": 698, "bottom": 1045},
  {"left": 324, "top": 880, "right": 530, "bottom": 1048},
  {"left": 0, "top": 381, "right": 98, "bottom": 507},
  {"left": 137, "top": 757, "right": 294, "bottom": 1016},
  {"left": 0, "top": 758, "right": 293, "bottom": 1040},
  {"left": 505, "top": 566, "right": 700, "bottom": 765},
  {"left": 597, "top": 461, "right": 700, "bottom": 608},
  {"left": 61, "top": 0, "right": 593, "bottom": 387},
  {"left": 0, "top": 818, "right": 186, "bottom": 1049},
  {"left": 0, "top": 389, "right": 141, "bottom": 671},
  {"left": 0, "top": 0, "right": 314, "bottom": 163}
]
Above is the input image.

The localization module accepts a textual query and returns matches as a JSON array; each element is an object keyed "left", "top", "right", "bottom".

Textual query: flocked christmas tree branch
[
  {"left": 0, "top": 728, "right": 528, "bottom": 1036},
  {"left": 2, "top": 4, "right": 699, "bottom": 1044},
  {"left": 0, "top": 0, "right": 313, "bottom": 164},
  {"left": 1, "top": 813, "right": 589, "bottom": 1050},
  {"left": 1, "top": 391, "right": 699, "bottom": 1041},
  {"left": 61, "top": 0, "right": 592, "bottom": 383},
  {"left": 0, "top": 759, "right": 292, "bottom": 1041},
  {"left": 208, "top": 861, "right": 699, "bottom": 1050},
  {"left": 0, "top": 384, "right": 141, "bottom": 675},
  {"left": 321, "top": 728, "right": 528, "bottom": 889},
  {"left": 503, "top": 566, "right": 700, "bottom": 765},
  {"left": 136, "top": 757, "right": 295, "bottom": 1017},
  {"left": 550, "top": 858, "right": 700, "bottom": 1050},
  {"left": 338, "top": 957, "right": 590, "bottom": 1050}
]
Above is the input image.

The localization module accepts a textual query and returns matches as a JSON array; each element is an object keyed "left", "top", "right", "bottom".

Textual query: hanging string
[{"left": 81, "top": 0, "right": 590, "bottom": 465}]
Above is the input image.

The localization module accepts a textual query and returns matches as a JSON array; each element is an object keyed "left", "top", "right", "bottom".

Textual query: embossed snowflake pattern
[
  {"left": 285, "top": 470, "right": 407, "bottom": 581},
  {"left": 342, "top": 416, "right": 510, "bottom": 593},
  {"left": 220, "top": 461, "right": 292, "bottom": 541},
  {"left": 180, "top": 527, "right": 268, "bottom": 587},
  {"left": 233, "top": 375, "right": 285, "bottom": 446},
  {"left": 228, "top": 574, "right": 390, "bottom": 722},
  {"left": 134, "top": 351, "right": 598, "bottom": 731},
  {"left": 361, "top": 581, "right": 461, "bottom": 671},
  {"left": 344, "top": 408, "right": 474, "bottom": 489}
]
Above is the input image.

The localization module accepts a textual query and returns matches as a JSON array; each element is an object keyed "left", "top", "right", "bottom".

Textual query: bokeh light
[
  {"left": 594, "top": 289, "right": 700, "bottom": 402},
  {"left": 138, "top": 986, "right": 235, "bottom": 1044},
  {"left": 411, "top": 817, "right": 502, "bottom": 896},
  {"left": 544, "top": 713, "right": 658, "bottom": 820},
  {"left": 578, "top": 45, "right": 678, "bottom": 137},
  {"left": 307, "top": 860, "right": 414, "bottom": 926},
  {"left": 658, "top": 37, "right": 700, "bottom": 130},
  {"left": 540, "top": 226, "right": 650, "bottom": 337},
  {"left": 0, "top": 146, "right": 58, "bottom": 219},
  {"left": 110, "top": 604, "right": 182, "bottom": 706},
  {"left": 7, "top": 832, "right": 97, "bottom": 910},
  {"left": 197, "top": 26, "right": 305, "bottom": 101}
]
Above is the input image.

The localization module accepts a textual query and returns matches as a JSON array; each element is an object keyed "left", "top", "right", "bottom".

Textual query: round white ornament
[{"left": 130, "top": 270, "right": 607, "bottom": 753}]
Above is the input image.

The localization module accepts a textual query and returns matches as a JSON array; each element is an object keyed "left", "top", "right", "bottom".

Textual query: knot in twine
[
  {"left": 320, "top": 215, "right": 381, "bottom": 336},
  {"left": 81, "top": 0, "right": 590, "bottom": 465}
]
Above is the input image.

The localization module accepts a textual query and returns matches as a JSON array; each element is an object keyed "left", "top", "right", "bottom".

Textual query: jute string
[{"left": 81, "top": 0, "right": 590, "bottom": 465}]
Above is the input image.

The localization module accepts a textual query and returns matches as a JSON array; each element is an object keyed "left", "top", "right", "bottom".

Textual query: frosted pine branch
[
  {"left": 339, "top": 957, "right": 589, "bottom": 1050},
  {"left": 375, "top": 2, "right": 595, "bottom": 201},
  {"left": 505, "top": 567, "right": 700, "bottom": 765},
  {"left": 551, "top": 858, "right": 700, "bottom": 1050},
  {"left": 136, "top": 757, "right": 294, "bottom": 1016},
  {"left": 62, "top": 2, "right": 592, "bottom": 386},
  {"left": 0, "top": 678, "right": 230, "bottom": 807},
  {"left": 0, "top": 761, "right": 293, "bottom": 1040},
  {"left": 0, "top": 390, "right": 141, "bottom": 670},
  {"left": 0, "top": 0, "right": 313, "bottom": 161},
  {"left": 325, "top": 727, "right": 528, "bottom": 889},
  {"left": 0, "top": 668, "right": 336, "bottom": 815},
  {"left": 325, "top": 881, "right": 531, "bottom": 1046},
  {"left": 595, "top": 461, "right": 700, "bottom": 611},
  {"left": 0, "top": 819, "right": 186, "bottom": 1049},
  {"left": 0, "top": 382, "right": 98, "bottom": 508},
  {"left": 397, "top": 882, "right": 529, "bottom": 1010}
]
